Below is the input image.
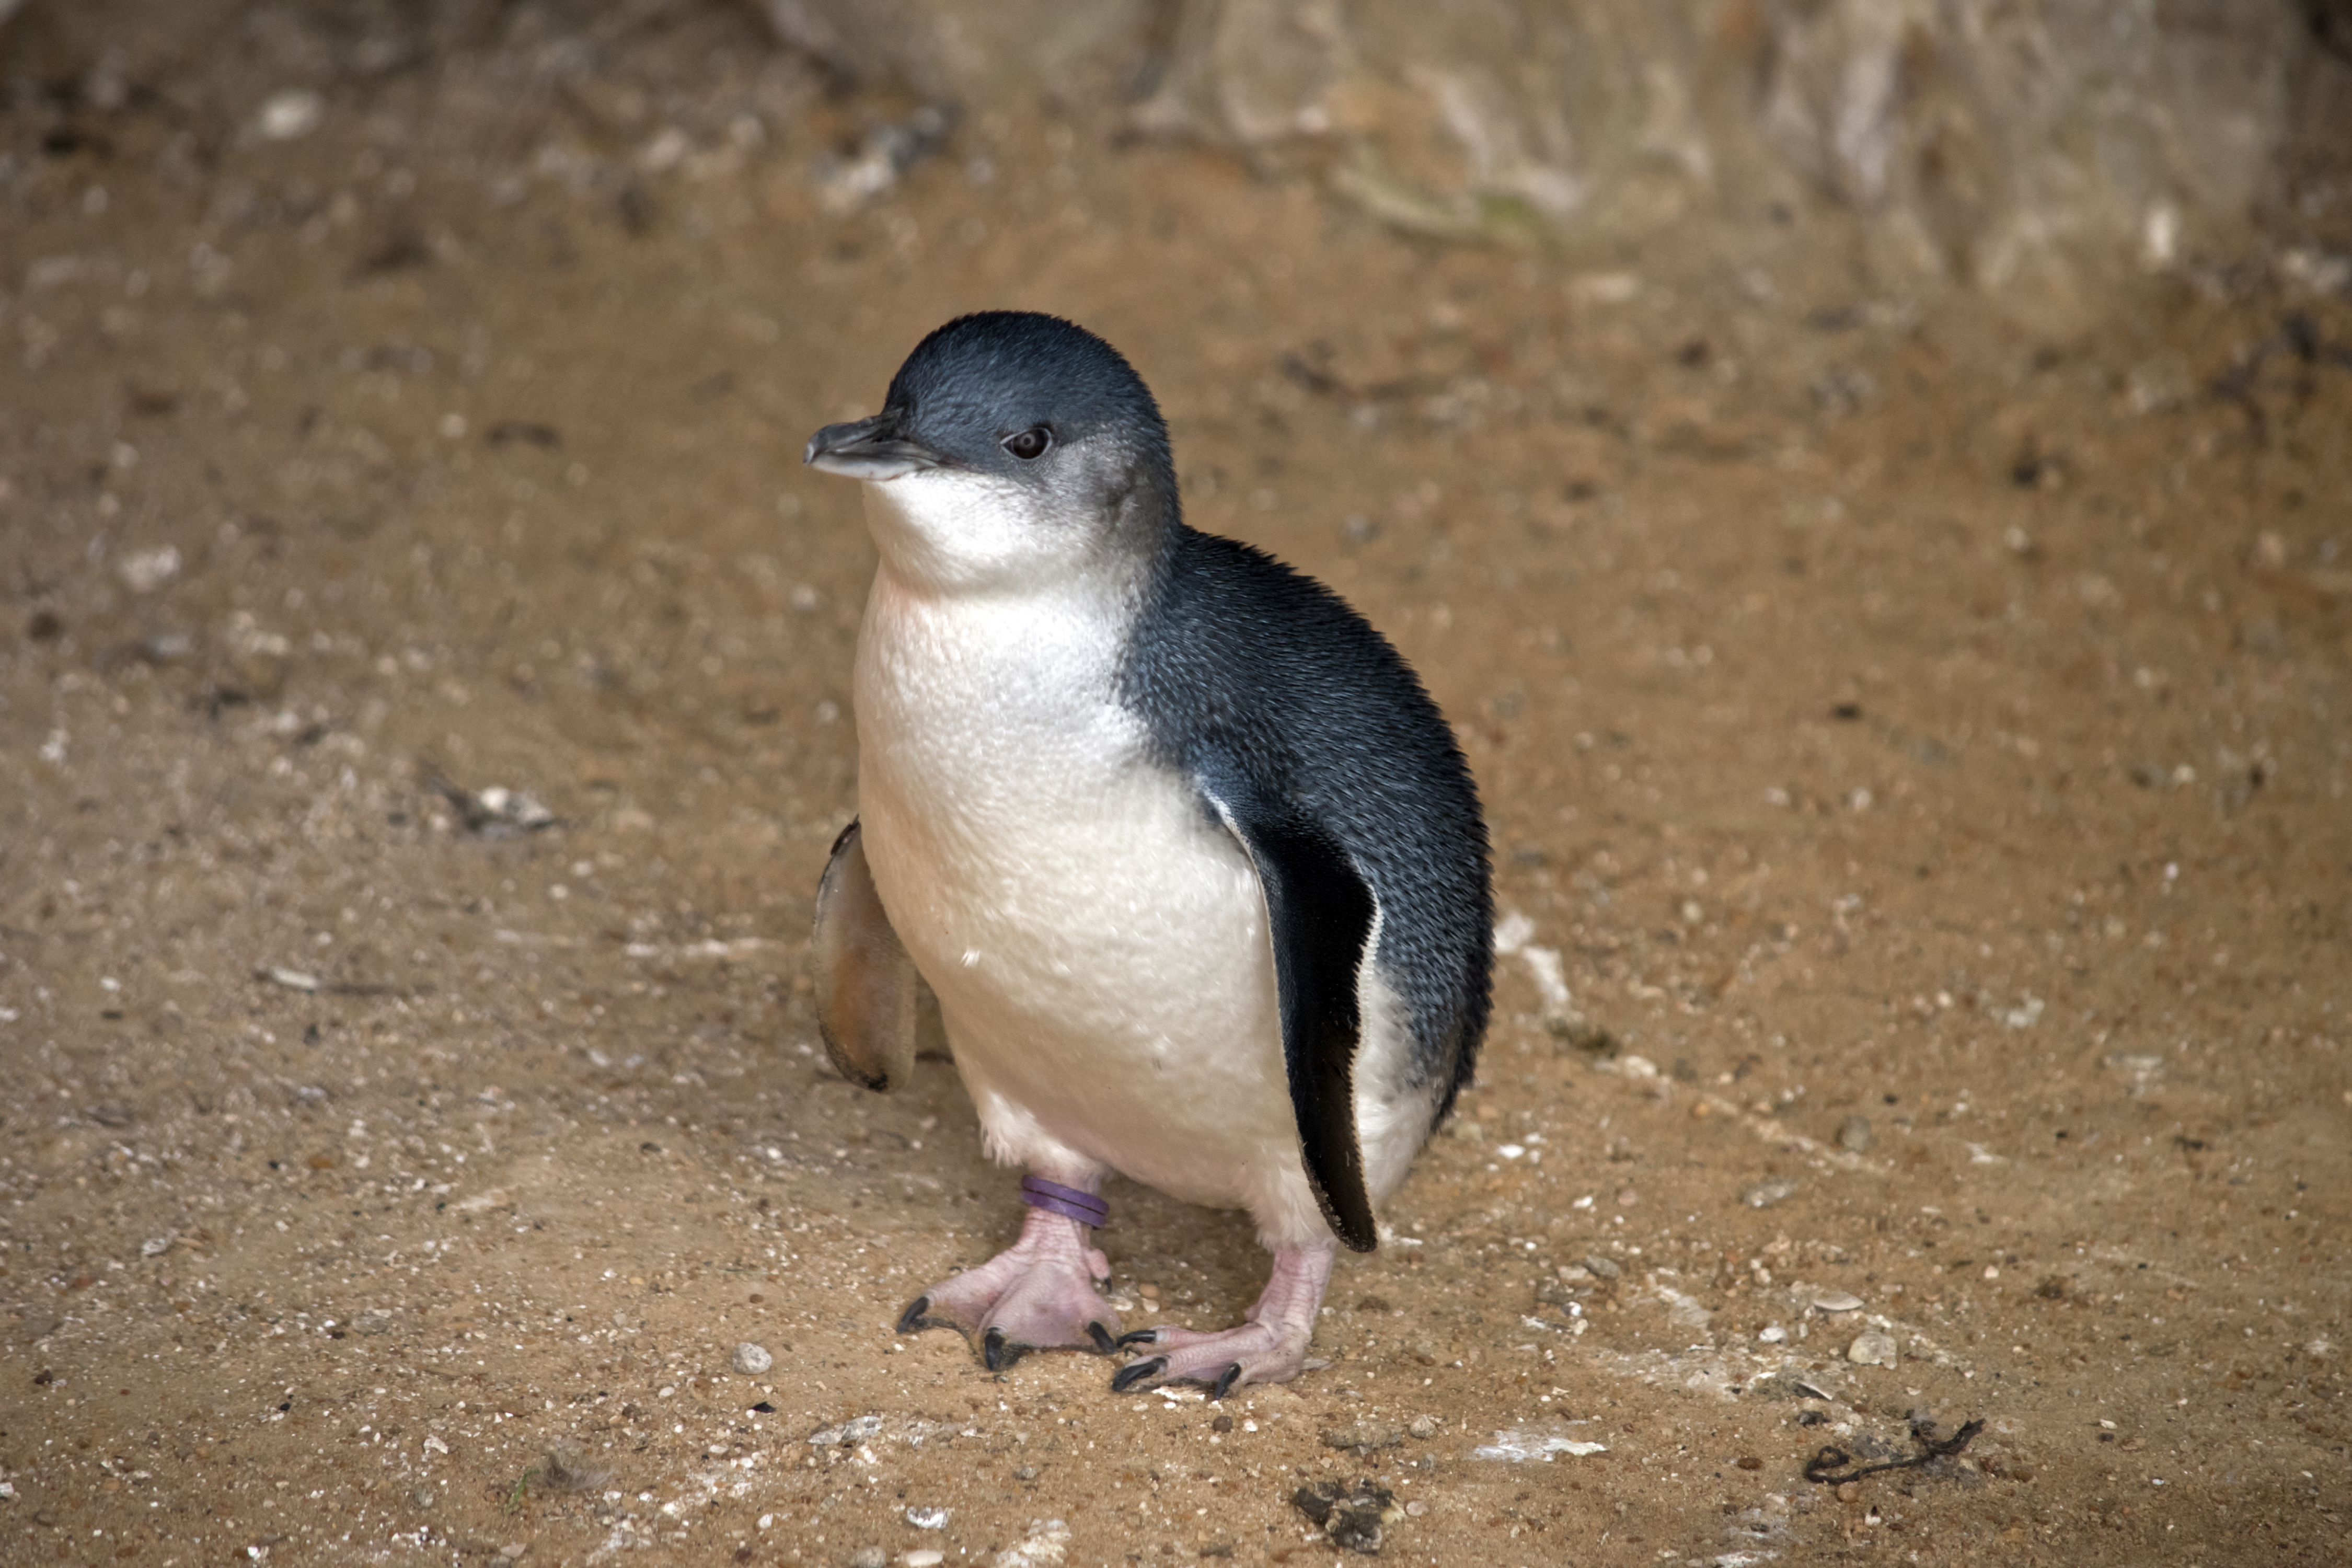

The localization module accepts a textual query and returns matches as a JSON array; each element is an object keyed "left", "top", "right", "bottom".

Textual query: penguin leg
[
  {"left": 896, "top": 1183, "right": 1123, "bottom": 1370},
  {"left": 1110, "top": 1242, "right": 1334, "bottom": 1397}
]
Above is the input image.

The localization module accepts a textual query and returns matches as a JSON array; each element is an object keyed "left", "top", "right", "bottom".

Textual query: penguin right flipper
[
  {"left": 813, "top": 818, "right": 918, "bottom": 1092},
  {"left": 1194, "top": 748, "right": 1380, "bottom": 1254}
]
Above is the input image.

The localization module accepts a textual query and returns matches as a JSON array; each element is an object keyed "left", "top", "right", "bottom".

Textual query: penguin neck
[
  {"left": 857, "top": 479, "right": 1168, "bottom": 706},
  {"left": 856, "top": 515, "right": 1164, "bottom": 826},
  {"left": 858, "top": 462, "right": 1177, "bottom": 608}
]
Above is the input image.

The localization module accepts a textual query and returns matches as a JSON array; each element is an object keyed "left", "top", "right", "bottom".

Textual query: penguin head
[{"left": 805, "top": 312, "right": 1178, "bottom": 590}]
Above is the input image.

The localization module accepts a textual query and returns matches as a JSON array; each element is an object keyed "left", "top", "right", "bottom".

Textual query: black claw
[
  {"left": 1110, "top": 1356, "right": 1167, "bottom": 1394},
  {"left": 1086, "top": 1321, "right": 1117, "bottom": 1355},
  {"left": 1115, "top": 1328, "right": 1161, "bottom": 1348},
  {"left": 982, "top": 1326, "right": 1030, "bottom": 1373},
  {"left": 1209, "top": 1362, "right": 1243, "bottom": 1401},
  {"left": 895, "top": 1297, "right": 932, "bottom": 1335}
]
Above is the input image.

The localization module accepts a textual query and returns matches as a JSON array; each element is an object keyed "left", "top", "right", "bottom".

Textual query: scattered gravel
[
  {"left": 810, "top": 1415, "right": 884, "bottom": 1447},
  {"left": 994, "top": 1521, "right": 1071, "bottom": 1567}
]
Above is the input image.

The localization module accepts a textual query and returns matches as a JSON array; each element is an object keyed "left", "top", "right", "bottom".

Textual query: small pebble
[
  {"left": 257, "top": 87, "right": 325, "bottom": 142},
  {"left": 1836, "top": 1481, "right": 1861, "bottom": 1504},
  {"left": 1582, "top": 1255, "right": 1621, "bottom": 1280},
  {"left": 905, "top": 1506, "right": 950, "bottom": 1530},
  {"left": 1615, "top": 1186, "right": 1639, "bottom": 1207},
  {"left": 1210, "top": 1414, "right": 1233, "bottom": 1433},
  {"left": 1320, "top": 1419, "right": 1404, "bottom": 1451},
  {"left": 1013, "top": 1466, "right": 1037, "bottom": 1481},
  {"left": 411, "top": 1488, "right": 435, "bottom": 1508},
  {"left": 1847, "top": 1330, "right": 1899, "bottom": 1368},
  {"left": 905, "top": 1553, "right": 945, "bottom": 1568},
  {"left": 1812, "top": 1290, "right": 1864, "bottom": 1312},
  {"left": 1838, "top": 1115, "right": 1873, "bottom": 1153},
  {"left": 117, "top": 546, "right": 181, "bottom": 594},
  {"left": 732, "top": 1342, "right": 774, "bottom": 1375},
  {"left": 499, "top": 1546, "right": 527, "bottom": 1562},
  {"left": 1758, "top": 1324, "right": 1787, "bottom": 1343},
  {"left": 1408, "top": 1414, "right": 1439, "bottom": 1439},
  {"left": 850, "top": 1549, "right": 887, "bottom": 1568},
  {"left": 1744, "top": 1178, "right": 1797, "bottom": 1208}
]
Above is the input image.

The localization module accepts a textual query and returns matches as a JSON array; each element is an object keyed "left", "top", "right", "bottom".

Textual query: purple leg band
[{"left": 1020, "top": 1175, "right": 1108, "bottom": 1228}]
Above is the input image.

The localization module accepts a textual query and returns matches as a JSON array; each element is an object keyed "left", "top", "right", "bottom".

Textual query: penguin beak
[{"left": 803, "top": 410, "right": 946, "bottom": 481}]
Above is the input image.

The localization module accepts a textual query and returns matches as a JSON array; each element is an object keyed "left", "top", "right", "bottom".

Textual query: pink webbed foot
[
  {"left": 898, "top": 1197, "right": 1122, "bottom": 1370},
  {"left": 1112, "top": 1244, "right": 1334, "bottom": 1398}
]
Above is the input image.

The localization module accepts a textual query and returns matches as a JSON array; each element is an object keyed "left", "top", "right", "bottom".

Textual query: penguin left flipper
[
  {"left": 812, "top": 818, "right": 918, "bottom": 1092},
  {"left": 1194, "top": 747, "right": 1379, "bottom": 1254}
]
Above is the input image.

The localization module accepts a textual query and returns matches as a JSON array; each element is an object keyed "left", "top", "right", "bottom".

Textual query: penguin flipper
[
  {"left": 813, "top": 818, "right": 918, "bottom": 1092},
  {"left": 1195, "top": 750, "right": 1379, "bottom": 1253}
]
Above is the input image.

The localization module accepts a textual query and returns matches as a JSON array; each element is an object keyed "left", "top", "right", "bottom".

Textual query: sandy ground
[{"left": 3, "top": 6, "right": 2349, "bottom": 1566}]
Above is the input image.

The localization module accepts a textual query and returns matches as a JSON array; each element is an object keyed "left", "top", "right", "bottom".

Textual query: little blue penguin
[{"left": 803, "top": 310, "right": 1492, "bottom": 1396}]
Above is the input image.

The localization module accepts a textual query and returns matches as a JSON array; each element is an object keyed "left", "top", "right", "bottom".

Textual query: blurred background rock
[
  {"left": 776, "top": 0, "right": 2352, "bottom": 334},
  {"left": 4, "top": 0, "right": 2349, "bottom": 332}
]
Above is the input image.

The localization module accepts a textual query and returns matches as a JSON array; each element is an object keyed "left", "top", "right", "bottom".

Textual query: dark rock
[{"left": 1292, "top": 1479, "right": 1397, "bottom": 1554}]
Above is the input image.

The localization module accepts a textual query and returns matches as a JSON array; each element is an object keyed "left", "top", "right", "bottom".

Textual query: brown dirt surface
[{"left": 3, "top": 6, "right": 2348, "bottom": 1566}]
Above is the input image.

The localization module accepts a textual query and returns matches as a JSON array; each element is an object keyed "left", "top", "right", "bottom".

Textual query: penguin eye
[{"left": 1001, "top": 426, "right": 1052, "bottom": 461}]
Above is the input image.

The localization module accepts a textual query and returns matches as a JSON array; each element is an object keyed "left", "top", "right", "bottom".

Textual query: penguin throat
[{"left": 860, "top": 469, "right": 1151, "bottom": 601}]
